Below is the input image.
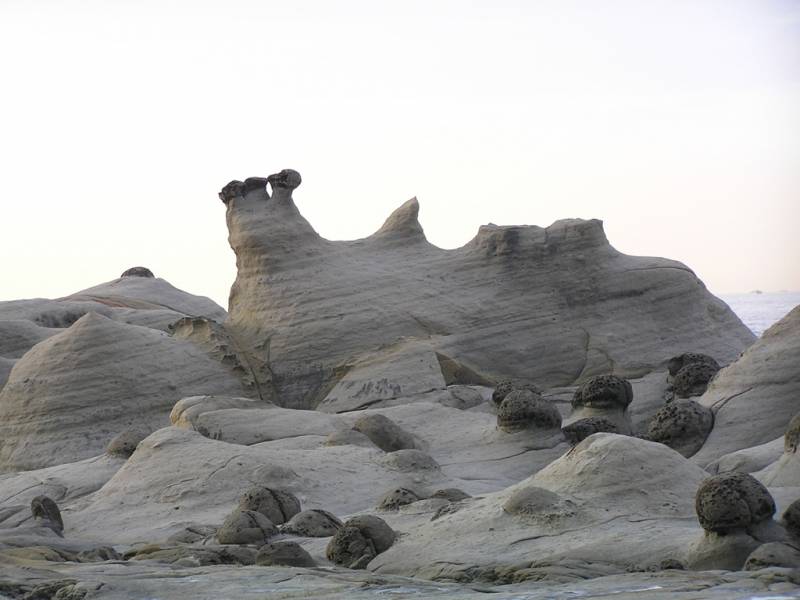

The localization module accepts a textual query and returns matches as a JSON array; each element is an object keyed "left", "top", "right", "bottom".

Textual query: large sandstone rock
[
  {"left": 0, "top": 313, "right": 246, "bottom": 471},
  {"left": 220, "top": 170, "right": 753, "bottom": 408},
  {"left": 693, "top": 305, "right": 800, "bottom": 466}
]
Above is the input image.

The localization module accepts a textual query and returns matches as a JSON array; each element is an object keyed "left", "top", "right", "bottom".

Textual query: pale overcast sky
[{"left": 1, "top": 0, "right": 798, "bottom": 308}]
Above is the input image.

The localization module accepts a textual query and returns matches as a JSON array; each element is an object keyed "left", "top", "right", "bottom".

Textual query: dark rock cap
[
  {"left": 492, "top": 379, "right": 541, "bottom": 406},
  {"left": 695, "top": 472, "right": 775, "bottom": 533},
  {"left": 667, "top": 352, "right": 720, "bottom": 377},
  {"left": 497, "top": 389, "right": 561, "bottom": 433},
  {"left": 120, "top": 266, "right": 154, "bottom": 278},
  {"left": 572, "top": 375, "right": 633, "bottom": 410},
  {"left": 562, "top": 416, "right": 619, "bottom": 446}
]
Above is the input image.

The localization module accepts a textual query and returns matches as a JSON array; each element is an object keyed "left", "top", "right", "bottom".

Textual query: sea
[{"left": 719, "top": 291, "right": 800, "bottom": 337}]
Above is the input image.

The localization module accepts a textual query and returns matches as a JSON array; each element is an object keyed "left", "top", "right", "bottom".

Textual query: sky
[{"left": 1, "top": 0, "right": 798, "bottom": 308}]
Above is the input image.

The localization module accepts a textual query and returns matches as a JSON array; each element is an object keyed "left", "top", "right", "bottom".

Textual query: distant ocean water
[{"left": 719, "top": 291, "right": 800, "bottom": 337}]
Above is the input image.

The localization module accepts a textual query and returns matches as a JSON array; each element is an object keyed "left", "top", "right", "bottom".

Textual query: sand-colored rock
[
  {"left": 0, "top": 313, "right": 246, "bottom": 471},
  {"left": 221, "top": 171, "right": 753, "bottom": 408},
  {"left": 693, "top": 306, "right": 800, "bottom": 466}
]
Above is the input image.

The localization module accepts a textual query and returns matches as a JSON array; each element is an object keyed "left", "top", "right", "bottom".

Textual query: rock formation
[
  {"left": 0, "top": 313, "right": 246, "bottom": 470},
  {"left": 692, "top": 305, "right": 800, "bottom": 466},
  {"left": 220, "top": 170, "right": 753, "bottom": 408}
]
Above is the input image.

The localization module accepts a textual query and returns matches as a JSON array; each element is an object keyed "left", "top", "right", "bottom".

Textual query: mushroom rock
[
  {"left": 325, "top": 515, "right": 396, "bottom": 569},
  {"left": 496, "top": 389, "right": 561, "bottom": 433},
  {"left": 491, "top": 379, "right": 541, "bottom": 406},
  {"left": 667, "top": 353, "right": 720, "bottom": 379},
  {"left": 377, "top": 487, "right": 420, "bottom": 511},
  {"left": 645, "top": 400, "right": 714, "bottom": 458},
  {"left": 693, "top": 306, "right": 800, "bottom": 466},
  {"left": 220, "top": 169, "right": 753, "bottom": 408},
  {"left": 0, "top": 313, "right": 247, "bottom": 471},
  {"left": 672, "top": 362, "right": 720, "bottom": 399},
  {"left": 563, "top": 375, "right": 634, "bottom": 434},
  {"left": 686, "top": 472, "right": 783, "bottom": 571}
]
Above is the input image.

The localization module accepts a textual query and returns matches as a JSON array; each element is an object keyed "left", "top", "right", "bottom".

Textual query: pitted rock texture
[
  {"left": 377, "top": 487, "right": 420, "bottom": 511},
  {"left": 572, "top": 375, "right": 633, "bottom": 410},
  {"left": 326, "top": 515, "right": 396, "bottom": 569},
  {"left": 216, "top": 509, "right": 277, "bottom": 545},
  {"left": 667, "top": 353, "right": 720, "bottom": 378},
  {"left": 280, "top": 509, "right": 342, "bottom": 537},
  {"left": 694, "top": 305, "right": 800, "bottom": 465},
  {"left": 220, "top": 169, "right": 753, "bottom": 408},
  {"left": 561, "top": 417, "right": 619, "bottom": 445},
  {"left": 646, "top": 400, "right": 714, "bottom": 458},
  {"left": 431, "top": 488, "right": 471, "bottom": 502},
  {"left": 255, "top": 541, "right": 316, "bottom": 567},
  {"left": 352, "top": 414, "right": 416, "bottom": 452},
  {"left": 496, "top": 390, "right": 561, "bottom": 433},
  {"left": 672, "top": 362, "right": 720, "bottom": 399},
  {"left": 0, "top": 313, "right": 246, "bottom": 470},
  {"left": 491, "top": 380, "right": 541, "bottom": 406},
  {"left": 237, "top": 487, "right": 301, "bottom": 525},
  {"left": 695, "top": 472, "right": 775, "bottom": 534},
  {"left": 120, "top": 267, "right": 154, "bottom": 278}
]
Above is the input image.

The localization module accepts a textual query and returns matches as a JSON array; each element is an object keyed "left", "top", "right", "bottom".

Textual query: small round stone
[
  {"left": 255, "top": 541, "right": 316, "bottom": 567},
  {"left": 238, "top": 487, "right": 301, "bottom": 525},
  {"left": 492, "top": 379, "right": 541, "bottom": 406},
  {"left": 561, "top": 417, "right": 619, "bottom": 445},
  {"left": 572, "top": 375, "right": 633, "bottom": 410},
  {"left": 695, "top": 472, "right": 775, "bottom": 533},
  {"left": 673, "top": 363, "right": 720, "bottom": 398},
  {"left": 497, "top": 389, "right": 561, "bottom": 433},
  {"left": 120, "top": 266, "right": 154, "bottom": 278},
  {"left": 377, "top": 487, "right": 420, "bottom": 511},
  {"left": 216, "top": 509, "right": 277, "bottom": 545},
  {"left": 281, "top": 509, "right": 342, "bottom": 537}
]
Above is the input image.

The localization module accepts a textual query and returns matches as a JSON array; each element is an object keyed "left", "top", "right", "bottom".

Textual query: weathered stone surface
[
  {"left": 695, "top": 472, "right": 775, "bottom": 533},
  {"left": 672, "top": 362, "right": 720, "bottom": 399},
  {"left": 694, "top": 306, "right": 800, "bottom": 466},
  {"left": 646, "top": 400, "right": 714, "bottom": 458},
  {"left": 744, "top": 542, "right": 800, "bottom": 570},
  {"left": 238, "top": 487, "right": 301, "bottom": 525},
  {"left": 216, "top": 509, "right": 277, "bottom": 545},
  {"left": 352, "top": 414, "right": 416, "bottom": 452},
  {"left": 221, "top": 170, "right": 753, "bottom": 408},
  {"left": 377, "top": 487, "right": 420, "bottom": 511},
  {"left": 255, "top": 541, "right": 316, "bottom": 567},
  {"left": 105, "top": 429, "right": 147, "bottom": 458},
  {"left": 667, "top": 353, "right": 720, "bottom": 378},
  {"left": 561, "top": 417, "right": 619, "bottom": 445},
  {"left": 326, "top": 515, "right": 396, "bottom": 568},
  {"left": 563, "top": 375, "right": 634, "bottom": 434},
  {"left": 31, "top": 495, "right": 63, "bottom": 533},
  {"left": 120, "top": 266, "right": 154, "bottom": 278},
  {"left": 492, "top": 380, "right": 541, "bottom": 406},
  {"left": 280, "top": 509, "right": 342, "bottom": 537},
  {"left": 0, "top": 313, "right": 246, "bottom": 470},
  {"left": 496, "top": 390, "right": 561, "bottom": 433}
]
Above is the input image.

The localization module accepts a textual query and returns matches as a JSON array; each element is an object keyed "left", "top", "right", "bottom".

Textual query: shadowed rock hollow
[{"left": 221, "top": 169, "right": 754, "bottom": 408}]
